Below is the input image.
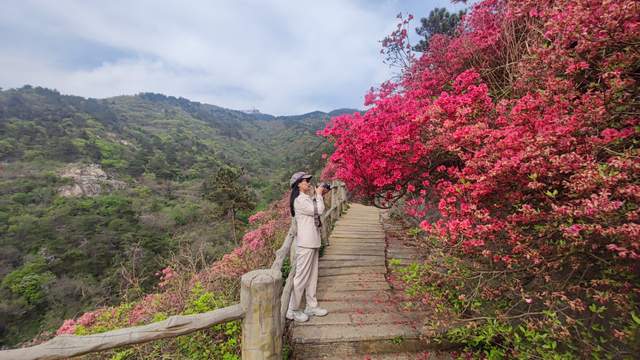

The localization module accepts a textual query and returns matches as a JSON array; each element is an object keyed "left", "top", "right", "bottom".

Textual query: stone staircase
[{"left": 290, "top": 204, "right": 446, "bottom": 359}]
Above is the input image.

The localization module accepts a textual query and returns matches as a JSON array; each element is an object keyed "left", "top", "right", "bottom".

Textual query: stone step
[
  {"left": 321, "top": 254, "right": 385, "bottom": 261},
  {"left": 339, "top": 214, "right": 379, "bottom": 218},
  {"left": 331, "top": 233, "right": 384, "bottom": 238},
  {"left": 329, "top": 239, "right": 385, "bottom": 245},
  {"left": 318, "top": 266, "right": 387, "bottom": 276},
  {"left": 292, "top": 339, "right": 435, "bottom": 360},
  {"left": 294, "top": 312, "right": 352, "bottom": 327},
  {"left": 329, "top": 235, "right": 385, "bottom": 245},
  {"left": 332, "top": 226, "right": 383, "bottom": 230},
  {"left": 318, "top": 259, "right": 385, "bottom": 268},
  {"left": 292, "top": 321, "right": 441, "bottom": 359},
  {"left": 328, "top": 243, "right": 385, "bottom": 249},
  {"left": 331, "top": 228, "right": 383, "bottom": 232},
  {"left": 325, "top": 244, "right": 386, "bottom": 250},
  {"left": 317, "top": 300, "right": 398, "bottom": 313},
  {"left": 295, "top": 310, "right": 428, "bottom": 327},
  {"left": 316, "top": 290, "right": 391, "bottom": 302},
  {"left": 317, "top": 281, "right": 390, "bottom": 292},
  {"left": 314, "top": 273, "right": 387, "bottom": 282},
  {"left": 335, "top": 221, "right": 380, "bottom": 225},
  {"left": 292, "top": 323, "right": 420, "bottom": 344},
  {"left": 322, "top": 252, "right": 384, "bottom": 258},
  {"left": 324, "top": 248, "right": 385, "bottom": 256},
  {"left": 336, "top": 227, "right": 379, "bottom": 231},
  {"left": 328, "top": 240, "right": 385, "bottom": 246},
  {"left": 323, "top": 252, "right": 385, "bottom": 258},
  {"left": 340, "top": 218, "right": 379, "bottom": 221},
  {"left": 330, "top": 235, "right": 385, "bottom": 240},
  {"left": 349, "top": 311, "right": 426, "bottom": 326},
  {"left": 325, "top": 244, "right": 385, "bottom": 249},
  {"left": 330, "top": 232, "right": 385, "bottom": 237}
]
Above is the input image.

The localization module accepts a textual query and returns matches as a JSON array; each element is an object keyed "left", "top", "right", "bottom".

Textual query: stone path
[{"left": 290, "top": 203, "right": 448, "bottom": 359}]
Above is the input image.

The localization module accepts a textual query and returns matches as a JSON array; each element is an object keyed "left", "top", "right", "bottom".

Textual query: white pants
[{"left": 288, "top": 246, "right": 319, "bottom": 310}]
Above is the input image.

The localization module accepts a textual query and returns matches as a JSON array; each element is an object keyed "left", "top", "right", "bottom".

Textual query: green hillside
[{"left": 0, "top": 85, "right": 357, "bottom": 345}]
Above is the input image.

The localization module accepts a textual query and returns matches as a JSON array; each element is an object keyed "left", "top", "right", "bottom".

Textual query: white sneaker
[
  {"left": 286, "top": 309, "right": 309, "bottom": 322},
  {"left": 304, "top": 306, "right": 328, "bottom": 317}
]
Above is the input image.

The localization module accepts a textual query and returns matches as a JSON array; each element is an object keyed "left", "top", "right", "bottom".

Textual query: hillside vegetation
[{"left": 0, "top": 86, "right": 355, "bottom": 346}]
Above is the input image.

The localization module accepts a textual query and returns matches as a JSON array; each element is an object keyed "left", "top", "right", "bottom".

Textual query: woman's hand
[{"left": 315, "top": 186, "right": 324, "bottom": 196}]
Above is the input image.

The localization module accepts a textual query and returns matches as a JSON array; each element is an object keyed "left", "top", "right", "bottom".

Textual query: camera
[{"left": 318, "top": 182, "right": 332, "bottom": 191}]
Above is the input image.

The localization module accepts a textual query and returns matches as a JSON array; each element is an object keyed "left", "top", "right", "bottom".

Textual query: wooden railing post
[
  {"left": 321, "top": 220, "right": 328, "bottom": 247},
  {"left": 240, "top": 268, "right": 283, "bottom": 359},
  {"left": 330, "top": 181, "right": 337, "bottom": 224},
  {"left": 335, "top": 182, "right": 342, "bottom": 216}
]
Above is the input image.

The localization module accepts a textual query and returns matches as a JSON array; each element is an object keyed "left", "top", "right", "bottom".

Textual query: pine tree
[
  {"left": 202, "top": 167, "right": 256, "bottom": 244},
  {"left": 413, "top": 7, "right": 466, "bottom": 52}
]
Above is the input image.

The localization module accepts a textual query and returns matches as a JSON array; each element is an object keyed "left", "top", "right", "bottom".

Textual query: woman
[{"left": 286, "top": 171, "right": 329, "bottom": 322}]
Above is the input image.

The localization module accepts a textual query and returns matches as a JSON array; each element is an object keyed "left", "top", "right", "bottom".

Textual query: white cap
[{"left": 289, "top": 171, "right": 313, "bottom": 188}]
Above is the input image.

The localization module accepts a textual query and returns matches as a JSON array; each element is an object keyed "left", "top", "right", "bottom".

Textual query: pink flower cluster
[
  {"left": 248, "top": 210, "right": 269, "bottom": 224},
  {"left": 128, "top": 294, "right": 160, "bottom": 325},
  {"left": 242, "top": 220, "right": 277, "bottom": 250},
  {"left": 56, "top": 319, "right": 77, "bottom": 335},
  {"left": 156, "top": 267, "right": 176, "bottom": 288},
  {"left": 55, "top": 310, "right": 99, "bottom": 335},
  {"left": 321, "top": 0, "right": 640, "bottom": 267},
  {"left": 204, "top": 196, "right": 292, "bottom": 282}
]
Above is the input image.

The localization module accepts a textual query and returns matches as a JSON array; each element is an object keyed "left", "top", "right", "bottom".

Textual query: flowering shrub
[
  {"left": 156, "top": 267, "right": 176, "bottom": 288},
  {"left": 322, "top": 0, "right": 639, "bottom": 356},
  {"left": 248, "top": 210, "right": 268, "bottom": 224},
  {"left": 55, "top": 319, "right": 77, "bottom": 336}
]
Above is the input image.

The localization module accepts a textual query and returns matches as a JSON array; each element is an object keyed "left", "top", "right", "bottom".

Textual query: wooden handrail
[
  {"left": 270, "top": 221, "right": 297, "bottom": 272},
  {"left": 0, "top": 180, "right": 348, "bottom": 360},
  {"left": 0, "top": 305, "right": 244, "bottom": 360}
]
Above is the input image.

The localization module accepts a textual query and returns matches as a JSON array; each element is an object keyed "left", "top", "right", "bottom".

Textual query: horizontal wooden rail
[
  {"left": 271, "top": 221, "right": 297, "bottom": 272},
  {"left": 0, "top": 180, "right": 349, "bottom": 360},
  {"left": 0, "top": 304, "right": 244, "bottom": 360}
]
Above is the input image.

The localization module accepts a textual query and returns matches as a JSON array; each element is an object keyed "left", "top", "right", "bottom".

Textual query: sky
[{"left": 0, "top": 0, "right": 470, "bottom": 115}]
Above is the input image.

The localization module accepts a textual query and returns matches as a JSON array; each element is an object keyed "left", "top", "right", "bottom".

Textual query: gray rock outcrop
[{"left": 58, "top": 164, "right": 126, "bottom": 197}]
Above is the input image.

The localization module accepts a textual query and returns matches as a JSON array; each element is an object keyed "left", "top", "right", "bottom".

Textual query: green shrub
[
  {"left": 445, "top": 318, "right": 572, "bottom": 360},
  {"left": 2, "top": 257, "right": 55, "bottom": 305},
  {"left": 177, "top": 283, "right": 241, "bottom": 360}
]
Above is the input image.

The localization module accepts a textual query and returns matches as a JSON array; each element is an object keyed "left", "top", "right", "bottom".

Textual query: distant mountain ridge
[
  {"left": 134, "top": 91, "right": 359, "bottom": 122},
  {"left": 0, "top": 85, "right": 360, "bottom": 200}
]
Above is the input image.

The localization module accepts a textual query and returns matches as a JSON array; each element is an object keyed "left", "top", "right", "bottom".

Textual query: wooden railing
[{"left": 0, "top": 181, "right": 348, "bottom": 360}]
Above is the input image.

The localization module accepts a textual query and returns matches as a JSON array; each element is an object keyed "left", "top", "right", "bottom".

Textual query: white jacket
[{"left": 294, "top": 192, "right": 325, "bottom": 248}]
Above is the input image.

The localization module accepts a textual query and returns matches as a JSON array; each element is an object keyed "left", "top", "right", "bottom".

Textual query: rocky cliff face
[{"left": 58, "top": 164, "right": 126, "bottom": 197}]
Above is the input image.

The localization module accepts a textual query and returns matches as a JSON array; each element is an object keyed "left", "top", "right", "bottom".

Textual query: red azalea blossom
[{"left": 321, "top": 0, "right": 639, "bottom": 266}]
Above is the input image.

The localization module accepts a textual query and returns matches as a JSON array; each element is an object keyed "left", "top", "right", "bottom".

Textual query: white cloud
[{"left": 0, "top": 0, "right": 468, "bottom": 115}]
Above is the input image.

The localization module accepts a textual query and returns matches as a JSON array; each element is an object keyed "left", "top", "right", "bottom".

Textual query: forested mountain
[
  {"left": 0, "top": 86, "right": 355, "bottom": 202},
  {"left": 0, "top": 85, "right": 357, "bottom": 345}
]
